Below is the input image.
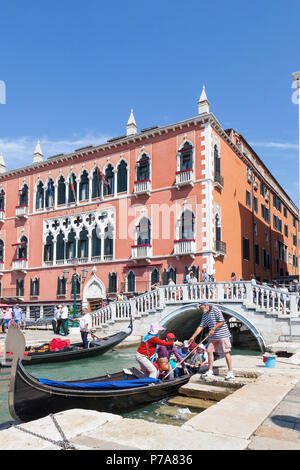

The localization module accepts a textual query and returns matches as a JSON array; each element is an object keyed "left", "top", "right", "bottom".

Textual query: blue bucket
[{"left": 265, "top": 356, "right": 276, "bottom": 368}]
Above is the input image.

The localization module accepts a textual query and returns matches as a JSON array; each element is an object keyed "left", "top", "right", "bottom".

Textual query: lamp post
[
  {"left": 292, "top": 71, "right": 300, "bottom": 282},
  {"left": 62, "top": 266, "right": 88, "bottom": 326}
]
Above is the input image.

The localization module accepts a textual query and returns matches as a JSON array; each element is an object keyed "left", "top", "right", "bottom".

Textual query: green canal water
[{"left": 0, "top": 346, "right": 261, "bottom": 426}]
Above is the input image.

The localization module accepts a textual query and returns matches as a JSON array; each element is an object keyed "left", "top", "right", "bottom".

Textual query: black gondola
[
  {"left": 3, "top": 318, "right": 133, "bottom": 366},
  {"left": 3, "top": 327, "right": 191, "bottom": 423}
]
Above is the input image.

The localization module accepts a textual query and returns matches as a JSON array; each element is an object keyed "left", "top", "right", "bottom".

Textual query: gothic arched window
[
  {"left": 136, "top": 217, "right": 151, "bottom": 245},
  {"left": 79, "top": 170, "right": 89, "bottom": 201},
  {"left": 117, "top": 160, "right": 128, "bottom": 193},
  {"left": 36, "top": 182, "right": 44, "bottom": 210},
  {"left": 57, "top": 176, "right": 66, "bottom": 205}
]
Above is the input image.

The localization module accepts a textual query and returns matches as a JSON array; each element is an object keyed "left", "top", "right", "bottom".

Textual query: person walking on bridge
[{"left": 188, "top": 302, "right": 234, "bottom": 380}]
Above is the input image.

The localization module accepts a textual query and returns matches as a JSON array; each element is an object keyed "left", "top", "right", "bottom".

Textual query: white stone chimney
[
  {"left": 33, "top": 140, "right": 43, "bottom": 163},
  {"left": 198, "top": 86, "right": 210, "bottom": 115},
  {"left": 126, "top": 109, "right": 138, "bottom": 136},
  {"left": 0, "top": 153, "right": 6, "bottom": 173}
]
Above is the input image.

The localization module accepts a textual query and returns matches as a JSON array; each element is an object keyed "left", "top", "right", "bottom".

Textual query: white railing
[
  {"left": 90, "top": 281, "right": 300, "bottom": 326},
  {"left": 12, "top": 259, "right": 28, "bottom": 271},
  {"left": 0, "top": 210, "right": 5, "bottom": 222},
  {"left": 174, "top": 239, "right": 196, "bottom": 255},
  {"left": 0, "top": 261, "right": 4, "bottom": 271},
  {"left": 131, "top": 244, "right": 152, "bottom": 260},
  {"left": 134, "top": 180, "right": 151, "bottom": 195},
  {"left": 16, "top": 205, "right": 29, "bottom": 218},
  {"left": 175, "top": 169, "right": 194, "bottom": 186}
]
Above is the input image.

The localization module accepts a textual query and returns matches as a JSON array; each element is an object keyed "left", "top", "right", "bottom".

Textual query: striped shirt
[{"left": 200, "top": 305, "right": 230, "bottom": 340}]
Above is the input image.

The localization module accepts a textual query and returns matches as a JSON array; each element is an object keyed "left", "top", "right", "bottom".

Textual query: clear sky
[{"left": 0, "top": 0, "right": 299, "bottom": 205}]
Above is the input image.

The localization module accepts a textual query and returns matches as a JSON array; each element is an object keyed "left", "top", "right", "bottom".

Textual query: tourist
[
  {"left": 12, "top": 304, "right": 23, "bottom": 329},
  {"left": 3, "top": 306, "right": 12, "bottom": 333},
  {"left": 168, "top": 277, "right": 175, "bottom": 286},
  {"left": 78, "top": 307, "right": 92, "bottom": 348},
  {"left": 188, "top": 302, "right": 234, "bottom": 380},
  {"left": 230, "top": 272, "right": 237, "bottom": 298},
  {"left": 184, "top": 343, "right": 208, "bottom": 374},
  {"left": 136, "top": 323, "right": 176, "bottom": 379},
  {"left": 156, "top": 332, "right": 187, "bottom": 379},
  {"left": 59, "top": 304, "right": 69, "bottom": 336},
  {"left": 0, "top": 307, "right": 4, "bottom": 334},
  {"left": 178, "top": 340, "right": 190, "bottom": 359},
  {"left": 188, "top": 272, "right": 197, "bottom": 284},
  {"left": 52, "top": 305, "right": 61, "bottom": 334},
  {"left": 117, "top": 292, "right": 124, "bottom": 302}
]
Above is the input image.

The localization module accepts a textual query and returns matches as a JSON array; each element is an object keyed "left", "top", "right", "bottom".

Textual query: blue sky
[{"left": 0, "top": 0, "right": 299, "bottom": 205}]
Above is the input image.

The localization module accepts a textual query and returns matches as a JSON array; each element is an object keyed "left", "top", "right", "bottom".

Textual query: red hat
[
  {"left": 189, "top": 342, "right": 197, "bottom": 350},
  {"left": 166, "top": 333, "right": 176, "bottom": 339}
]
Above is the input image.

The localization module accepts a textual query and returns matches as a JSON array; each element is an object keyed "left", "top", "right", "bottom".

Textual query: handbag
[{"left": 158, "top": 357, "right": 170, "bottom": 372}]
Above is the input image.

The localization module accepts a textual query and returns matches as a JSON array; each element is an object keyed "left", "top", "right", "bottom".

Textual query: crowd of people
[{"left": 0, "top": 304, "right": 26, "bottom": 333}]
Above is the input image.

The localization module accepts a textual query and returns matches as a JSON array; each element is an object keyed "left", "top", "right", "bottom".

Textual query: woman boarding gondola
[{"left": 136, "top": 323, "right": 175, "bottom": 378}]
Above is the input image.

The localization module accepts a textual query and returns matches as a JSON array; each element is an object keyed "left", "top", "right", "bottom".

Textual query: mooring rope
[{"left": 15, "top": 413, "right": 77, "bottom": 450}]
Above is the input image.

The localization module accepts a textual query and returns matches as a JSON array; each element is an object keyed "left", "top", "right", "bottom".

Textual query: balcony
[
  {"left": 16, "top": 205, "right": 29, "bottom": 219},
  {"left": 12, "top": 258, "right": 28, "bottom": 272},
  {"left": 215, "top": 240, "right": 227, "bottom": 257},
  {"left": 213, "top": 173, "right": 224, "bottom": 191},
  {"left": 131, "top": 244, "right": 152, "bottom": 262},
  {"left": 175, "top": 168, "right": 194, "bottom": 189},
  {"left": 134, "top": 180, "right": 151, "bottom": 197},
  {"left": 174, "top": 239, "right": 196, "bottom": 259}
]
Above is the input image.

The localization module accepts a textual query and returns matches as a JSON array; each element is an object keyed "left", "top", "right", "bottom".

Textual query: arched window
[
  {"left": 92, "top": 227, "right": 101, "bottom": 256},
  {"left": 30, "top": 277, "right": 40, "bottom": 296},
  {"left": 66, "top": 229, "right": 76, "bottom": 259},
  {"left": 57, "top": 276, "right": 67, "bottom": 296},
  {"left": 214, "top": 145, "right": 221, "bottom": 176},
  {"left": 136, "top": 217, "right": 151, "bottom": 245},
  {"left": 117, "top": 160, "right": 128, "bottom": 193},
  {"left": 56, "top": 231, "right": 65, "bottom": 261},
  {"left": 78, "top": 227, "right": 88, "bottom": 258},
  {"left": 151, "top": 268, "right": 160, "bottom": 287},
  {"left": 79, "top": 170, "right": 89, "bottom": 201},
  {"left": 108, "top": 272, "right": 117, "bottom": 293},
  {"left": 0, "top": 190, "right": 5, "bottom": 211},
  {"left": 92, "top": 168, "right": 101, "bottom": 198},
  {"left": 136, "top": 154, "right": 150, "bottom": 181},
  {"left": 215, "top": 214, "right": 221, "bottom": 242},
  {"left": 178, "top": 209, "right": 195, "bottom": 240},
  {"left": 104, "top": 224, "right": 113, "bottom": 256},
  {"left": 179, "top": 142, "right": 193, "bottom": 170},
  {"left": 44, "top": 233, "right": 54, "bottom": 261},
  {"left": 18, "top": 236, "right": 28, "bottom": 259},
  {"left": 127, "top": 271, "right": 135, "bottom": 292},
  {"left": 0, "top": 239, "right": 4, "bottom": 262},
  {"left": 19, "top": 184, "right": 28, "bottom": 206},
  {"left": 57, "top": 176, "right": 66, "bottom": 205},
  {"left": 163, "top": 267, "right": 177, "bottom": 285},
  {"left": 103, "top": 164, "right": 114, "bottom": 196},
  {"left": 45, "top": 179, "right": 55, "bottom": 208},
  {"left": 68, "top": 173, "right": 77, "bottom": 203},
  {"left": 35, "top": 182, "right": 44, "bottom": 210}
]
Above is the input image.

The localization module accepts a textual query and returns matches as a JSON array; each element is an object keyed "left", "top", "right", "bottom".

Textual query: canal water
[{"left": 0, "top": 345, "right": 261, "bottom": 426}]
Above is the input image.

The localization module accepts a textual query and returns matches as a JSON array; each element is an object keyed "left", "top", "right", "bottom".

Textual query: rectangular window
[
  {"left": 293, "top": 234, "right": 297, "bottom": 247},
  {"left": 243, "top": 237, "right": 250, "bottom": 261},
  {"left": 246, "top": 190, "right": 251, "bottom": 208},
  {"left": 253, "top": 196, "right": 258, "bottom": 213},
  {"left": 284, "top": 225, "right": 288, "bottom": 237},
  {"left": 283, "top": 207, "right": 287, "bottom": 218}
]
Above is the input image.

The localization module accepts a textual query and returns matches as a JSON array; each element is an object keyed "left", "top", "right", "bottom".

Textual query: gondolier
[{"left": 188, "top": 302, "right": 234, "bottom": 380}]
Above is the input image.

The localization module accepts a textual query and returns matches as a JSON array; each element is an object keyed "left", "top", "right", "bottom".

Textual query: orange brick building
[{"left": 0, "top": 88, "right": 298, "bottom": 316}]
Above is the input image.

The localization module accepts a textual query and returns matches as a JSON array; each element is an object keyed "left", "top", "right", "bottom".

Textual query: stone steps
[
  {"left": 167, "top": 395, "right": 216, "bottom": 411},
  {"left": 179, "top": 382, "right": 235, "bottom": 401},
  {"left": 189, "top": 373, "right": 254, "bottom": 390}
]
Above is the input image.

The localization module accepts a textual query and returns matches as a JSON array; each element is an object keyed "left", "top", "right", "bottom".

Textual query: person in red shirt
[{"left": 136, "top": 323, "right": 175, "bottom": 378}]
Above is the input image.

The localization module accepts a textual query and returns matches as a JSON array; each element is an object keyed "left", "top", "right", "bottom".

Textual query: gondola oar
[{"left": 162, "top": 335, "right": 209, "bottom": 381}]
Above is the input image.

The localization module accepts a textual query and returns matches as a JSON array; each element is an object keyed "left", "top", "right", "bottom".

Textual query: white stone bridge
[{"left": 91, "top": 281, "right": 300, "bottom": 351}]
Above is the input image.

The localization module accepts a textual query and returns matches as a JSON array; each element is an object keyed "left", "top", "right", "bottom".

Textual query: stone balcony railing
[
  {"left": 16, "top": 205, "right": 29, "bottom": 218},
  {"left": 12, "top": 258, "right": 28, "bottom": 271},
  {"left": 174, "top": 239, "right": 196, "bottom": 257},
  {"left": 134, "top": 180, "right": 151, "bottom": 196},
  {"left": 213, "top": 172, "right": 224, "bottom": 190},
  {"left": 175, "top": 168, "right": 194, "bottom": 188},
  {"left": 215, "top": 240, "right": 227, "bottom": 256},
  {"left": 131, "top": 244, "right": 152, "bottom": 261}
]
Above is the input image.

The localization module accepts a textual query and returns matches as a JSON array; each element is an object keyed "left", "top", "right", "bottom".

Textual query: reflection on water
[{"left": 0, "top": 345, "right": 261, "bottom": 425}]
